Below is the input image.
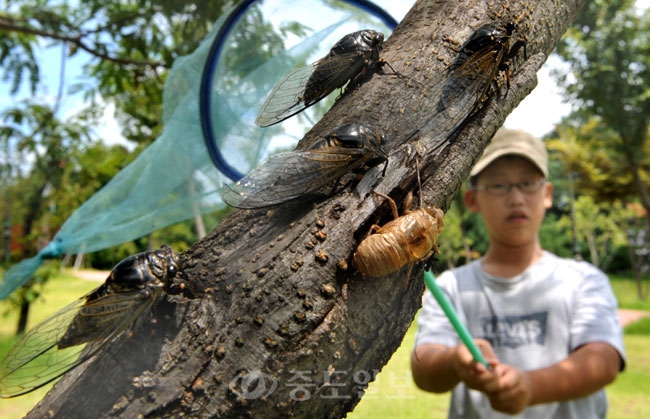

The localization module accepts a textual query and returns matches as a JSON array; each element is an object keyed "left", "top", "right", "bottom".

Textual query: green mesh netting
[{"left": 0, "top": 0, "right": 394, "bottom": 299}]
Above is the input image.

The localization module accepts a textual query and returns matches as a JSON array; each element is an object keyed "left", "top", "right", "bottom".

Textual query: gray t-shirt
[{"left": 415, "top": 251, "right": 626, "bottom": 419}]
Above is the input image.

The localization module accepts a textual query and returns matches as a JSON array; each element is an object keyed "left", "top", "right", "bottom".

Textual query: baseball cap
[{"left": 470, "top": 129, "right": 548, "bottom": 177}]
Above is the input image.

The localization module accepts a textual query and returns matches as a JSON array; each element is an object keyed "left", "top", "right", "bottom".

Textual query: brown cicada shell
[{"left": 352, "top": 191, "right": 444, "bottom": 280}]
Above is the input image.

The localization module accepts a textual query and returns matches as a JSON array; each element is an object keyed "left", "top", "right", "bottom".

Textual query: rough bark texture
[{"left": 28, "top": 0, "right": 585, "bottom": 417}]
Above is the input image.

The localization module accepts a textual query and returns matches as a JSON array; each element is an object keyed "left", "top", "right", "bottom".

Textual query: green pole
[{"left": 423, "top": 270, "right": 489, "bottom": 368}]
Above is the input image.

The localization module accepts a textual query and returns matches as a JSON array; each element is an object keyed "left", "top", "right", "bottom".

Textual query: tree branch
[{"left": 0, "top": 15, "right": 166, "bottom": 70}]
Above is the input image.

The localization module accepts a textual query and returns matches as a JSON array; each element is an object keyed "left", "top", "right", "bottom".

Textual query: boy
[{"left": 411, "top": 129, "right": 625, "bottom": 418}]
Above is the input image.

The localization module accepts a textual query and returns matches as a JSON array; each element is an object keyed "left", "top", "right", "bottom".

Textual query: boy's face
[{"left": 464, "top": 156, "right": 553, "bottom": 249}]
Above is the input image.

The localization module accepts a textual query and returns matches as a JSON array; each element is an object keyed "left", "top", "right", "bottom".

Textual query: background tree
[
  {"left": 547, "top": 118, "right": 646, "bottom": 202},
  {"left": 555, "top": 0, "right": 650, "bottom": 225},
  {"left": 551, "top": 0, "right": 650, "bottom": 293},
  {"left": 0, "top": 101, "right": 93, "bottom": 333},
  {"left": 439, "top": 194, "right": 476, "bottom": 269},
  {"left": 556, "top": 195, "right": 631, "bottom": 269},
  {"left": 16, "top": 0, "right": 585, "bottom": 417}
]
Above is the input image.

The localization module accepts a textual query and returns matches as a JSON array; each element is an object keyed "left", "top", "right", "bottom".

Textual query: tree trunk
[
  {"left": 586, "top": 230, "right": 599, "bottom": 267},
  {"left": 27, "top": 0, "right": 584, "bottom": 417},
  {"left": 622, "top": 141, "right": 650, "bottom": 235},
  {"left": 626, "top": 238, "right": 647, "bottom": 300},
  {"left": 16, "top": 299, "right": 30, "bottom": 335}
]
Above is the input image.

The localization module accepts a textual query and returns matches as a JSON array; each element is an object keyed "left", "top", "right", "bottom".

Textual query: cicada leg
[{"left": 371, "top": 190, "right": 399, "bottom": 219}]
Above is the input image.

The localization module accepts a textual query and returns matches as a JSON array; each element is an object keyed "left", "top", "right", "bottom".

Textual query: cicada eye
[
  {"left": 362, "top": 30, "right": 382, "bottom": 46},
  {"left": 369, "top": 31, "right": 383, "bottom": 45},
  {"left": 167, "top": 264, "right": 178, "bottom": 277}
]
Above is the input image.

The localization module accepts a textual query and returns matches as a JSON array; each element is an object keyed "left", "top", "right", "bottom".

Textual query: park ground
[{"left": 0, "top": 270, "right": 648, "bottom": 418}]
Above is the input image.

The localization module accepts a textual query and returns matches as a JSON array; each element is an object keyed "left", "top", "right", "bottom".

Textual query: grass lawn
[
  {"left": 0, "top": 272, "right": 648, "bottom": 418},
  {"left": 0, "top": 271, "right": 99, "bottom": 417}
]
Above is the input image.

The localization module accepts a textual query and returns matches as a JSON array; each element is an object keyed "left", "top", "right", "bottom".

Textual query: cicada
[
  {"left": 0, "top": 246, "right": 181, "bottom": 398},
  {"left": 353, "top": 191, "right": 444, "bottom": 286},
  {"left": 437, "top": 21, "right": 526, "bottom": 117},
  {"left": 414, "top": 21, "right": 527, "bottom": 153},
  {"left": 255, "top": 29, "right": 388, "bottom": 127},
  {"left": 221, "top": 123, "right": 387, "bottom": 209}
]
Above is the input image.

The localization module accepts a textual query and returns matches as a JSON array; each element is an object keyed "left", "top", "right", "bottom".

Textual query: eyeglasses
[{"left": 473, "top": 179, "right": 547, "bottom": 196}]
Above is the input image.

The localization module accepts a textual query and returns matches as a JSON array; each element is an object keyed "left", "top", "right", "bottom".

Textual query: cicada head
[
  {"left": 361, "top": 29, "right": 384, "bottom": 49},
  {"left": 403, "top": 208, "right": 445, "bottom": 260},
  {"left": 324, "top": 123, "right": 383, "bottom": 149},
  {"left": 461, "top": 22, "right": 516, "bottom": 56},
  {"left": 331, "top": 29, "right": 384, "bottom": 56},
  {"left": 424, "top": 207, "right": 445, "bottom": 234},
  {"left": 107, "top": 246, "right": 181, "bottom": 293}
]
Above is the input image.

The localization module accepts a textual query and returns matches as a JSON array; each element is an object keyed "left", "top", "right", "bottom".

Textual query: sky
[{"left": 0, "top": 43, "right": 130, "bottom": 149}]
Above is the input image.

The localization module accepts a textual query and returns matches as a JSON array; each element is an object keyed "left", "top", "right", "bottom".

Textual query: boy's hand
[
  {"left": 487, "top": 364, "right": 533, "bottom": 414},
  {"left": 453, "top": 340, "right": 533, "bottom": 415},
  {"left": 453, "top": 339, "right": 500, "bottom": 393}
]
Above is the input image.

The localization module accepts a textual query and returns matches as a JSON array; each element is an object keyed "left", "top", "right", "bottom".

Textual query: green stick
[{"left": 423, "top": 270, "right": 489, "bottom": 368}]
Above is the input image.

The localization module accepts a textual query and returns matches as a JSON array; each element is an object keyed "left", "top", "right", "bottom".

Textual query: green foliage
[
  {"left": 547, "top": 119, "right": 646, "bottom": 202},
  {"left": 439, "top": 198, "right": 471, "bottom": 269},
  {"left": 1, "top": 101, "right": 93, "bottom": 256},
  {"left": 545, "top": 120, "right": 647, "bottom": 271},
  {"left": 557, "top": 1, "right": 650, "bottom": 144},
  {"left": 555, "top": 195, "right": 632, "bottom": 269},
  {"left": 539, "top": 212, "right": 574, "bottom": 258},
  {"left": 554, "top": 0, "right": 650, "bottom": 228},
  {"left": 0, "top": 20, "right": 39, "bottom": 94},
  {"left": 51, "top": 142, "right": 134, "bottom": 226}
]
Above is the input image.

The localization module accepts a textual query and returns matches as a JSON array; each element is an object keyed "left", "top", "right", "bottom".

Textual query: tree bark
[{"left": 27, "top": 0, "right": 585, "bottom": 417}]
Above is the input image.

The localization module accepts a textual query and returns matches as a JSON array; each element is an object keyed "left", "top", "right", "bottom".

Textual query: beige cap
[{"left": 470, "top": 129, "right": 548, "bottom": 177}]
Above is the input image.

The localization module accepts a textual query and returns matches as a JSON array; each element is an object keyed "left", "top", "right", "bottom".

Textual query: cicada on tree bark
[
  {"left": 411, "top": 20, "right": 527, "bottom": 154},
  {"left": 255, "top": 29, "right": 391, "bottom": 127},
  {"left": 0, "top": 246, "right": 181, "bottom": 398},
  {"left": 221, "top": 123, "right": 388, "bottom": 209}
]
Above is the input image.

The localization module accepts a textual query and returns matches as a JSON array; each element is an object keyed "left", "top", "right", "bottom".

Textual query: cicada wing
[
  {"left": 0, "top": 289, "right": 156, "bottom": 398},
  {"left": 411, "top": 45, "right": 504, "bottom": 153},
  {"left": 440, "top": 46, "right": 504, "bottom": 114},
  {"left": 0, "top": 297, "right": 87, "bottom": 397},
  {"left": 255, "top": 64, "right": 315, "bottom": 127},
  {"left": 255, "top": 52, "right": 366, "bottom": 127},
  {"left": 221, "top": 146, "right": 367, "bottom": 209}
]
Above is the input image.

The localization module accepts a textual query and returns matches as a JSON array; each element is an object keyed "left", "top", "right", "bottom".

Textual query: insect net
[{"left": 0, "top": 0, "right": 400, "bottom": 299}]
